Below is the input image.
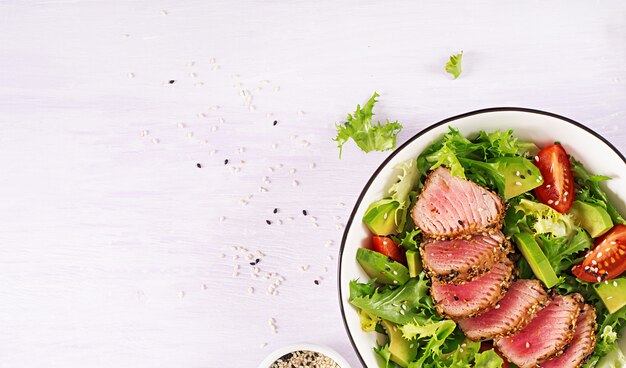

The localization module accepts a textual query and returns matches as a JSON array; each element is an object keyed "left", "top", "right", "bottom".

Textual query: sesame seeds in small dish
[{"left": 257, "top": 343, "right": 351, "bottom": 368}]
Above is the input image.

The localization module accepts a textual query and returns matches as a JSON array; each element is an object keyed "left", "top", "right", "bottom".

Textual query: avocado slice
[
  {"left": 458, "top": 156, "right": 543, "bottom": 200},
  {"left": 496, "top": 157, "right": 544, "bottom": 200},
  {"left": 405, "top": 250, "right": 422, "bottom": 278},
  {"left": 381, "top": 319, "right": 416, "bottom": 367},
  {"left": 363, "top": 198, "right": 400, "bottom": 236},
  {"left": 512, "top": 232, "right": 559, "bottom": 288},
  {"left": 356, "top": 248, "right": 410, "bottom": 285},
  {"left": 569, "top": 200, "right": 613, "bottom": 238},
  {"left": 595, "top": 277, "right": 626, "bottom": 314}
]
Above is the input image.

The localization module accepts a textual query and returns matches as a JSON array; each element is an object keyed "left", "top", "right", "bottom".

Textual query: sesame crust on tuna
[
  {"left": 575, "top": 305, "right": 598, "bottom": 368},
  {"left": 431, "top": 259, "right": 518, "bottom": 320},
  {"left": 421, "top": 238, "right": 514, "bottom": 286},
  {"left": 536, "top": 294, "right": 584, "bottom": 365}
]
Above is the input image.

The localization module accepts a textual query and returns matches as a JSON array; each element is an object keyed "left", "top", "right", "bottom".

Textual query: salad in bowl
[{"left": 339, "top": 109, "right": 626, "bottom": 368}]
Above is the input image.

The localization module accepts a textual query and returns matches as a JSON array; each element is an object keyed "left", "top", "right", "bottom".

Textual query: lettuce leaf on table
[{"left": 334, "top": 92, "right": 403, "bottom": 158}]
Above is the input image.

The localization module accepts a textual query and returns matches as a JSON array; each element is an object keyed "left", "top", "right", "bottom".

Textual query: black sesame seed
[
  {"left": 273, "top": 120, "right": 278, "bottom": 126},
  {"left": 458, "top": 220, "right": 463, "bottom": 225},
  {"left": 302, "top": 210, "right": 308, "bottom": 216},
  {"left": 527, "top": 169, "right": 532, "bottom": 175},
  {"left": 168, "top": 80, "right": 175, "bottom": 84},
  {"left": 520, "top": 175, "right": 526, "bottom": 179},
  {"left": 255, "top": 258, "right": 260, "bottom": 264},
  {"left": 314, "top": 280, "right": 320, "bottom": 285},
  {"left": 224, "top": 159, "right": 229, "bottom": 165},
  {"left": 249, "top": 262, "right": 255, "bottom": 266},
  {"left": 453, "top": 295, "right": 459, "bottom": 301},
  {"left": 196, "top": 163, "right": 202, "bottom": 168},
  {"left": 273, "top": 208, "right": 278, "bottom": 214},
  {"left": 266, "top": 220, "right": 272, "bottom": 225}
]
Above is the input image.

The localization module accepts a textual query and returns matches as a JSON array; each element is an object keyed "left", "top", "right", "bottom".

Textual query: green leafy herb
[
  {"left": 513, "top": 199, "right": 576, "bottom": 238},
  {"left": 374, "top": 344, "right": 393, "bottom": 368},
  {"left": 349, "top": 273, "right": 435, "bottom": 326},
  {"left": 392, "top": 228, "right": 422, "bottom": 251},
  {"left": 445, "top": 51, "right": 463, "bottom": 79},
  {"left": 538, "top": 229, "right": 592, "bottom": 275},
  {"left": 401, "top": 319, "right": 457, "bottom": 367},
  {"left": 473, "top": 349, "right": 504, "bottom": 368},
  {"left": 349, "top": 278, "right": 376, "bottom": 300},
  {"left": 334, "top": 92, "right": 403, "bottom": 158},
  {"left": 571, "top": 157, "right": 625, "bottom": 225}
]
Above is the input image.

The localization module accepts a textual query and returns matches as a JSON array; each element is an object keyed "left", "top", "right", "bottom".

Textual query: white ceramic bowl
[
  {"left": 338, "top": 108, "right": 626, "bottom": 367},
  {"left": 257, "top": 343, "right": 352, "bottom": 368}
]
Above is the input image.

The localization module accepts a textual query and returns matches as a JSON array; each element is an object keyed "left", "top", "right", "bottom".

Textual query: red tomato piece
[
  {"left": 572, "top": 224, "right": 626, "bottom": 282},
  {"left": 533, "top": 143, "right": 575, "bottom": 213},
  {"left": 372, "top": 236, "right": 406, "bottom": 264}
]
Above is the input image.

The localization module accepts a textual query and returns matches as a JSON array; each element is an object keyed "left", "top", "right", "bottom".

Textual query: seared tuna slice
[
  {"left": 430, "top": 257, "right": 514, "bottom": 319},
  {"left": 540, "top": 304, "right": 597, "bottom": 368},
  {"left": 421, "top": 231, "right": 511, "bottom": 284},
  {"left": 458, "top": 279, "right": 549, "bottom": 341},
  {"left": 495, "top": 294, "right": 584, "bottom": 368},
  {"left": 412, "top": 167, "right": 504, "bottom": 239}
]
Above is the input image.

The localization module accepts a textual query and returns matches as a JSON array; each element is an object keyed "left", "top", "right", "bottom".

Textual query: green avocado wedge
[
  {"left": 356, "top": 248, "right": 410, "bottom": 286},
  {"left": 569, "top": 200, "right": 613, "bottom": 238},
  {"left": 512, "top": 232, "right": 559, "bottom": 288},
  {"left": 595, "top": 277, "right": 626, "bottom": 314},
  {"left": 381, "top": 319, "right": 416, "bottom": 368}
]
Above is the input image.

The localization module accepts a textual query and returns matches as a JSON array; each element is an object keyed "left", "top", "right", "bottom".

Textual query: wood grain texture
[{"left": 0, "top": 1, "right": 625, "bottom": 367}]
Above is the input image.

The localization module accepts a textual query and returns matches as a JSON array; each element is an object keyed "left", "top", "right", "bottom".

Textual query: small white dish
[
  {"left": 257, "top": 343, "right": 352, "bottom": 368},
  {"left": 338, "top": 108, "right": 626, "bottom": 367}
]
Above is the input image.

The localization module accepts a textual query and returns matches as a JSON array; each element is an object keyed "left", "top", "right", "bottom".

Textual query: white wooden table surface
[{"left": 1, "top": 1, "right": 626, "bottom": 367}]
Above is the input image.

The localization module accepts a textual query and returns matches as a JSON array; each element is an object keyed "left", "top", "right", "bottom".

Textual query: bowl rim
[{"left": 336, "top": 106, "right": 626, "bottom": 368}]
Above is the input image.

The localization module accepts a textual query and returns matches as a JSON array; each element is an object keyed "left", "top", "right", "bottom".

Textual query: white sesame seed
[
  {"left": 606, "top": 248, "right": 611, "bottom": 252},
  {"left": 605, "top": 281, "right": 610, "bottom": 285},
  {"left": 201, "top": 284, "right": 208, "bottom": 290},
  {"left": 151, "top": 138, "right": 160, "bottom": 144},
  {"left": 335, "top": 223, "right": 344, "bottom": 230},
  {"left": 220, "top": 253, "right": 226, "bottom": 259},
  {"left": 176, "top": 122, "right": 185, "bottom": 128},
  {"left": 233, "top": 265, "right": 240, "bottom": 271},
  {"left": 197, "top": 112, "right": 206, "bottom": 118},
  {"left": 219, "top": 118, "right": 225, "bottom": 124},
  {"left": 399, "top": 309, "right": 405, "bottom": 314},
  {"left": 460, "top": 348, "right": 464, "bottom": 353},
  {"left": 179, "top": 291, "right": 185, "bottom": 299},
  {"left": 526, "top": 342, "right": 530, "bottom": 348},
  {"left": 607, "top": 296, "right": 614, "bottom": 300},
  {"left": 160, "top": 9, "right": 168, "bottom": 15},
  {"left": 289, "top": 168, "right": 297, "bottom": 174},
  {"left": 555, "top": 200, "right": 560, "bottom": 205},
  {"left": 334, "top": 216, "right": 341, "bottom": 221},
  {"left": 393, "top": 271, "right": 398, "bottom": 275},
  {"left": 338, "top": 202, "right": 345, "bottom": 207},
  {"left": 548, "top": 200, "right": 554, "bottom": 204},
  {"left": 259, "top": 187, "right": 268, "bottom": 193},
  {"left": 534, "top": 156, "right": 539, "bottom": 162},
  {"left": 516, "top": 171, "right": 520, "bottom": 176},
  {"left": 324, "top": 266, "right": 329, "bottom": 272},
  {"left": 592, "top": 260, "right": 597, "bottom": 265},
  {"left": 290, "top": 134, "right": 298, "bottom": 140},
  {"left": 538, "top": 176, "right": 542, "bottom": 180},
  {"left": 401, "top": 304, "right": 407, "bottom": 310},
  {"left": 210, "top": 149, "right": 217, "bottom": 156},
  {"left": 310, "top": 163, "right": 316, "bottom": 169},
  {"left": 564, "top": 191, "right": 569, "bottom": 196},
  {"left": 127, "top": 72, "right": 135, "bottom": 79},
  {"left": 232, "top": 272, "right": 239, "bottom": 277},
  {"left": 546, "top": 184, "right": 551, "bottom": 188},
  {"left": 245, "top": 254, "right": 253, "bottom": 260},
  {"left": 272, "top": 143, "right": 278, "bottom": 149},
  {"left": 249, "top": 105, "right": 256, "bottom": 111},
  {"left": 327, "top": 255, "right": 334, "bottom": 261},
  {"left": 266, "top": 113, "right": 273, "bottom": 118},
  {"left": 598, "top": 252, "right": 603, "bottom": 258},
  {"left": 248, "top": 287, "right": 254, "bottom": 294},
  {"left": 273, "top": 86, "right": 280, "bottom": 92},
  {"left": 232, "top": 255, "right": 239, "bottom": 260},
  {"left": 515, "top": 181, "right": 522, "bottom": 186},
  {"left": 189, "top": 72, "right": 197, "bottom": 78},
  {"left": 260, "top": 342, "right": 267, "bottom": 348},
  {"left": 300, "top": 265, "right": 309, "bottom": 272},
  {"left": 611, "top": 241, "right": 617, "bottom": 245},
  {"left": 598, "top": 276, "right": 603, "bottom": 282},
  {"left": 210, "top": 58, "right": 217, "bottom": 64},
  {"left": 187, "top": 132, "right": 194, "bottom": 138},
  {"left": 614, "top": 281, "right": 619, "bottom": 287},
  {"left": 277, "top": 163, "right": 283, "bottom": 169},
  {"left": 140, "top": 130, "right": 149, "bottom": 137},
  {"left": 477, "top": 207, "right": 484, "bottom": 212},
  {"left": 219, "top": 216, "right": 225, "bottom": 222},
  {"left": 292, "top": 180, "right": 300, "bottom": 187},
  {"left": 298, "top": 110, "right": 305, "bottom": 116},
  {"left": 495, "top": 304, "right": 501, "bottom": 309},
  {"left": 325, "top": 240, "right": 334, "bottom": 247},
  {"left": 278, "top": 219, "right": 284, "bottom": 225}
]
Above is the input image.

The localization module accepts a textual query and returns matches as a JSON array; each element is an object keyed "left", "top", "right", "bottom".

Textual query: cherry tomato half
[
  {"left": 372, "top": 236, "right": 406, "bottom": 264},
  {"left": 572, "top": 224, "right": 626, "bottom": 282},
  {"left": 533, "top": 144, "right": 575, "bottom": 213}
]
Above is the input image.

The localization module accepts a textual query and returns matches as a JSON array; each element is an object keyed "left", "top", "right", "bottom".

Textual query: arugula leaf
[
  {"left": 392, "top": 228, "right": 422, "bottom": 251},
  {"left": 349, "top": 278, "right": 376, "bottom": 300},
  {"left": 445, "top": 51, "right": 463, "bottom": 79},
  {"left": 571, "top": 157, "right": 625, "bottom": 225},
  {"left": 349, "top": 273, "right": 435, "bottom": 325},
  {"left": 374, "top": 344, "right": 394, "bottom": 368},
  {"left": 334, "top": 92, "right": 403, "bottom": 158},
  {"left": 538, "top": 229, "right": 592, "bottom": 275},
  {"left": 473, "top": 349, "right": 504, "bottom": 368}
]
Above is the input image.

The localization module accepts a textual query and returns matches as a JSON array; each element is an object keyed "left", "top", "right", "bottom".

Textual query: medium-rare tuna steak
[
  {"left": 495, "top": 294, "right": 584, "bottom": 368},
  {"left": 430, "top": 257, "right": 514, "bottom": 319},
  {"left": 540, "top": 304, "right": 597, "bottom": 368},
  {"left": 421, "top": 231, "right": 511, "bottom": 285},
  {"left": 458, "top": 279, "right": 549, "bottom": 341},
  {"left": 412, "top": 166, "right": 504, "bottom": 239}
]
